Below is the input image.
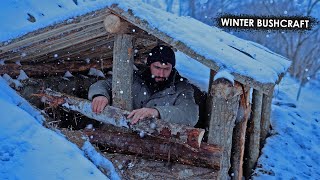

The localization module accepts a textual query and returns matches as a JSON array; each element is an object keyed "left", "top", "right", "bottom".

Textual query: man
[{"left": 88, "top": 45, "right": 199, "bottom": 126}]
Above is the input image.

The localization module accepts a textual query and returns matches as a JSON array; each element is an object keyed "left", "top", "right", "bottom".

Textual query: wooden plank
[
  {"left": 230, "top": 87, "right": 250, "bottom": 180},
  {"left": 207, "top": 78, "right": 242, "bottom": 180},
  {"left": 37, "top": 89, "right": 205, "bottom": 149},
  {"left": 108, "top": 6, "right": 276, "bottom": 95},
  {"left": 112, "top": 34, "right": 134, "bottom": 111},
  {"left": 0, "top": 60, "right": 112, "bottom": 78},
  {"left": 260, "top": 92, "right": 273, "bottom": 148},
  {"left": 0, "top": 8, "right": 109, "bottom": 49},
  {"left": 244, "top": 89, "right": 263, "bottom": 178},
  {"left": 2, "top": 25, "right": 108, "bottom": 62}
]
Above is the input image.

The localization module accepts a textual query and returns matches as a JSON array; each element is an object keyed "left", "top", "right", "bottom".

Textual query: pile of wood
[{"left": 37, "top": 89, "right": 222, "bottom": 167}]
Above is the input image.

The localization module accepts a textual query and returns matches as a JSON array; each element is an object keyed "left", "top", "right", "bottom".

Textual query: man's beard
[
  {"left": 150, "top": 75, "right": 170, "bottom": 91},
  {"left": 141, "top": 68, "right": 174, "bottom": 93}
]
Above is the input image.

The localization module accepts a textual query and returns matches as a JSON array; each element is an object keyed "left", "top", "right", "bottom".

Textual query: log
[
  {"left": 230, "top": 88, "right": 250, "bottom": 180},
  {"left": 0, "top": 60, "right": 112, "bottom": 78},
  {"left": 105, "top": 153, "right": 218, "bottom": 180},
  {"left": 104, "top": 14, "right": 122, "bottom": 33},
  {"left": 84, "top": 128, "right": 222, "bottom": 170},
  {"left": 244, "top": 89, "right": 263, "bottom": 178},
  {"left": 37, "top": 89, "right": 205, "bottom": 148},
  {"left": 112, "top": 34, "right": 134, "bottom": 111},
  {"left": 260, "top": 93, "right": 273, "bottom": 148},
  {"left": 207, "top": 78, "right": 242, "bottom": 180}
]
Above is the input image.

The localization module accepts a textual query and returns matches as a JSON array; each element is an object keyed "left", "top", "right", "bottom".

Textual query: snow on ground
[
  {"left": 0, "top": 77, "right": 116, "bottom": 180},
  {"left": 253, "top": 75, "right": 320, "bottom": 179}
]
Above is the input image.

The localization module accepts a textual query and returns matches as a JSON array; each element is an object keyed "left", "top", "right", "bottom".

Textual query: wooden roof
[{"left": 0, "top": 3, "right": 291, "bottom": 95}]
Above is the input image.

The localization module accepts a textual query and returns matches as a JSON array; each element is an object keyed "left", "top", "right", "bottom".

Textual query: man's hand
[
  {"left": 91, "top": 96, "right": 109, "bottom": 114},
  {"left": 128, "top": 108, "right": 160, "bottom": 124}
]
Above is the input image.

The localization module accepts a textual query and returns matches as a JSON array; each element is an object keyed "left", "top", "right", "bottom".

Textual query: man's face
[{"left": 150, "top": 62, "right": 173, "bottom": 82}]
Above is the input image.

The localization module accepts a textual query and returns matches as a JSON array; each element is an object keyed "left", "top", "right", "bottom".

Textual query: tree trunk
[
  {"left": 230, "top": 88, "right": 250, "bottom": 180},
  {"left": 38, "top": 89, "right": 205, "bottom": 148},
  {"left": 244, "top": 89, "right": 263, "bottom": 178},
  {"left": 260, "top": 92, "right": 273, "bottom": 148},
  {"left": 207, "top": 78, "right": 242, "bottom": 180},
  {"left": 112, "top": 34, "right": 134, "bottom": 111},
  {"left": 84, "top": 128, "right": 222, "bottom": 170}
]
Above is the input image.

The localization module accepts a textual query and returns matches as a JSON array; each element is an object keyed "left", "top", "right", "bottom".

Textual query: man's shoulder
[{"left": 175, "top": 77, "right": 194, "bottom": 92}]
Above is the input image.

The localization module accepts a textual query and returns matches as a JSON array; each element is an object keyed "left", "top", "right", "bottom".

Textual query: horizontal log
[
  {"left": 37, "top": 89, "right": 205, "bottom": 148},
  {"left": 60, "top": 128, "right": 218, "bottom": 179},
  {"left": 0, "top": 60, "right": 112, "bottom": 78},
  {"left": 84, "top": 128, "right": 222, "bottom": 170},
  {"left": 106, "top": 153, "right": 218, "bottom": 179}
]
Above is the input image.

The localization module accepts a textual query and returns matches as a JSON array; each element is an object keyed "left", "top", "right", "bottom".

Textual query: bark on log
[
  {"left": 38, "top": 89, "right": 205, "bottom": 148},
  {"left": 106, "top": 153, "right": 218, "bottom": 180},
  {"left": 112, "top": 34, "right": 134, "bottom": 111},
  {"left": 230, "top": 88, "right": 250, "bottom": 180},
  {"left": 244, "top": 89, "right": 263, "bottom": 178},
  {"left": 207, "top": 78, "right": 242, "bottom": 180},
  {"left": 260, "top": 93, "right": 273, "bottom": 149},
  {"left": 0, "top": 60, "right": 112, "bottom": 78},
  {"left": 84, "top": 128, "right": 222, "bottom": 170}
]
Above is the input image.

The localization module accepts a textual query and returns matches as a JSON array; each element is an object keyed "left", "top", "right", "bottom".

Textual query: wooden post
[
  {"left": 207, "top": 76, "right": 242, "bottom": 180},
  {"left": 230, "top": 87, "right": 250, "bottom": 180},
  {"left": 104, "top": 14, "right": 134, "bottom": 111},
  {"left": 260, "top": 92, "right": 273, "bottom": 148},
  {"left": 112, "top": 34, "right": 134, "bottom": 110},
  {"left": 244, "top": 89, "right": 263, "bottom": 178}
]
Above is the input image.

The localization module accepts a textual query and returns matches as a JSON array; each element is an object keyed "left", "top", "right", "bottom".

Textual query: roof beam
[{"left": 108, "top": 6, "right": 275, "bottom": 95}]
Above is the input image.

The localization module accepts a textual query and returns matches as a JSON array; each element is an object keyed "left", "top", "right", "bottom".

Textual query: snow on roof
[{"left": 0, "top": 0, "right": 291, "bottom": 90}]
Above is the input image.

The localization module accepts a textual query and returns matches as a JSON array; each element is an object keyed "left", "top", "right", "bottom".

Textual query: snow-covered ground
[
  {"left": 253, "top": 75, "right": 320, "bottom": 179},
  {"left": 0, "top": 78, "right": 119, "bottom": 180}
]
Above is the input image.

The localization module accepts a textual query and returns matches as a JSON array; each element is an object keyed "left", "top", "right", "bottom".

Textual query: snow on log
[
  {"left": 38, "top": 89, "right": 205, "bottom": 148},
  {"left": 84, "top": 128, "right": 222, "bottom": 170}
]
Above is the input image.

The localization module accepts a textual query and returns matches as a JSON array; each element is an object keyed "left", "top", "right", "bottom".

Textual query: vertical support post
[
  {"left": 244, "top": 89, "right": 263, "bottom": 178},
  {"left": 260, "top": 92, "right": 273, "bottom": 148},
  {"left": 207, "top": 77, "right": 242, "bottom": 180},
  {"left": 112, "top": 34, "right": 134, "bottom": 111},
  {"left": 230, "top": 87, "right": 250, "bottom": 180}
]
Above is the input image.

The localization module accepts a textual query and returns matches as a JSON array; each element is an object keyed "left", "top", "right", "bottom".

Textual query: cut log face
[
  {"left": 104, "top": 14, "right": 122, "bottom": 33},
  {"left": 39, "top": 89, "right": 205, "bottom": 148},
  {"left": 84, "top": 128, "right": 222, "bottom": 170}
]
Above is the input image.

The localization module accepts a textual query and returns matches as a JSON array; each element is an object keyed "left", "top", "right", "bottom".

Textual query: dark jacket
[{"left": 88, "top": 66, "right": 199, "bottom": 126}]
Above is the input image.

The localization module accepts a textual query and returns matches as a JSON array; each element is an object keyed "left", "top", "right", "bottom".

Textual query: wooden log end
[
  {"left": 104, "top": 14, "right": 121, "bottom": 33},
  {"left": 187, "top": 128, "right": 205, "bottom": 148}
]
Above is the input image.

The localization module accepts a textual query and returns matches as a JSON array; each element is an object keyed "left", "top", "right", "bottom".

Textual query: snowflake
[
  {"left": 54, "top": 54, "right": 58, "bottom": 58},
  {"left": 120, "top": 90, "right": 123, "bottom": 94}
]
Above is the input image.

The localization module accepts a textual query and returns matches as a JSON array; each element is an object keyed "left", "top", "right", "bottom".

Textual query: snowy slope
[
  {"left": 0, "top": 78, "right": 116, "bottom": 180},
  {"left": 253, "top": 76, "right": 320, "bottom": 179}
]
